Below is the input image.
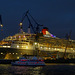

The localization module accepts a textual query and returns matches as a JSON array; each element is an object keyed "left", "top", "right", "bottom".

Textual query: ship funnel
[
  {"left": 42, "top": 27, "right": 56, "bottom": 38},
  {"left": 42, "top": 27, "right": 48, "bottom": 35}
]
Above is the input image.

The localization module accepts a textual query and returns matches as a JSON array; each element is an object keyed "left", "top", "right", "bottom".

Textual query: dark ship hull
[{"left": 0, "top": 47, "right": 69, "bottom": 60}]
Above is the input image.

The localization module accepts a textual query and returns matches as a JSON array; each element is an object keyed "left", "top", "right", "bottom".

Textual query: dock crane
[
  {"left": 19, "top": 11, "right": 43, "bottom": 56},
  {"left": 19, "top": 10, "right": 43, "bottom": 34},
  {"left": 28, "top": 11, "right": 43, "bottom": 34},
  {"left": 64, "top": 30, "right": 72, "bottom": 59},
  {"left": 19, "top": 10, "right": 35, "bottom": 33}
]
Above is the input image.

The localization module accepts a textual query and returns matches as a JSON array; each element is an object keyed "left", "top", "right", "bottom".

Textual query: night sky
[{"left": 0, "top": 0, "right": 75, "bottom": 40}]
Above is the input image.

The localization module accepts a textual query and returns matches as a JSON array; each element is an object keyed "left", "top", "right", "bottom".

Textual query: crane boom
[
  {"left": 28, "top": 12, "right": 43, "bottom": 33},
  {"left": 26, "top": 14, "right": 36, "bottom": 33},
  {"left": 19, "top": 10, "right": 43, "bottom": 34}
]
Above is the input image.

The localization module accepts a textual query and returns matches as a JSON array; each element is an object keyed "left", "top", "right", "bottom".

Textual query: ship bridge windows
[{"left": 12, "top": 42, "right": 29, "bottom": 45}]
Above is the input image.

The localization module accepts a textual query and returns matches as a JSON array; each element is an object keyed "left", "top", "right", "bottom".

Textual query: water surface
[{"left": 0, "top": 63, "right": 75, "bottom": 75}]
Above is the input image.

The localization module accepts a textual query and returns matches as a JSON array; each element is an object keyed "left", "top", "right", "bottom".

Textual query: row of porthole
[
  {"left": 0, "top": 52, "right": 23, "bottom": 55},
  {"left": 40, "top": 47, "right": 58, "bottom": 50}
]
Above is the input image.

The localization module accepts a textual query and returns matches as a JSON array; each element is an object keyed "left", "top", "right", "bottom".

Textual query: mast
[
  {"left": 0, "top": 15, "right": 3, "bottom": 39},
  {"left": 19, "top": 22, "right": 23, "bottom": 33},
  {"left": 64, "top": 30, "right": 72, "bottom": 59}
]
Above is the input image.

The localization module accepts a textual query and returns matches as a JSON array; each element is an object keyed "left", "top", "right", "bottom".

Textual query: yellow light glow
[
  {"left": 16, "top": 53, "right": 18, "bottom": 54},
  {"left": 8, "top": 46, "right": 10, "bottom": 48},
  {"left": 9, "top": 53, "right": 11, "bottom": 54},
  {"left": 55, "top": 48, "right": 56, "bottom": 50},
  {"left": 26, "top": 46, "right": 28, "bottom": 49},
  {"left": 22, "top": 46, "right": 23, "bottom": 48},
  {"left": 20, "top": 23, "right": 22, "bottom": 26},
  {"left": 0, "top": 24, "right": 3, "bottom": 27},
  {"left": 17, "top": 57, "right": 19, "bottom": 59},
  {"left": 3, "top": 46, "right": 6, "bottom": 48},
  {"left": 17, "top": 45, "right": 19, "bottom": 48},
  {"left": 1, "top": 52, "right": 3, "bottom": 54},
  {"left": 40, "top": 47, "right": 42, "bottom": 48},
  {"left": 34, "top": 42, "right": 37, "bottom": 45},
  {"left": 13, "top": 53, "right": 14, "bottom": 54},
  {"left": 49, "top": 48, "right": 50, "bottom": 49}
]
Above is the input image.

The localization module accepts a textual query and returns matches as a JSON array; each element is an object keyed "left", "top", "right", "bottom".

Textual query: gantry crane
[{"left": 19, "top": 10, "right": 43, "bottom": 34}]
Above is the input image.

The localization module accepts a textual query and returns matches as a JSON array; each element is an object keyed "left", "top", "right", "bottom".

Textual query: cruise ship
[
  {"left": 0, "top": 26, "right": 75, "bottom": 60},
  {"left": 0, "top": 12, "right": 75, "bottom": 60},
  {"left": 0, "top": 26, "right": 58, "bottom": 59}
]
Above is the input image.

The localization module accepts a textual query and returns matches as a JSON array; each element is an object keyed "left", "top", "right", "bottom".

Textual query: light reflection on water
[
  {"left": 9, "top": 66, "right": 43, "bottom": 75},
  {"left": 0, "top": 64, "right": 75, "bottom": 75}
]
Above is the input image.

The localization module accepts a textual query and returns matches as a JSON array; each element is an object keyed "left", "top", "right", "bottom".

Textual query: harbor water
[{"left": 0, "top": 63, "right": 75, "bottom": 75}]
